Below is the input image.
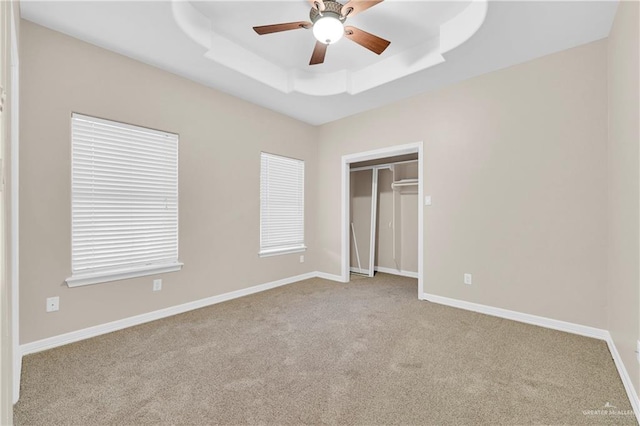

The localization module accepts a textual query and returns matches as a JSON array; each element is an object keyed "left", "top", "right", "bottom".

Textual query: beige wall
[
  {"left": 318, "top": 40, "right": 609, "bottom": 328},
  {"left": 19, "top": 21, "right": 318, "bottom": 344},
  {"left": 607, "top": 0, "right": 640, "bottom": 395}
]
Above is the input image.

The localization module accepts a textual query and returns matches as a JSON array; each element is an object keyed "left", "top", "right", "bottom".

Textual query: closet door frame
[{"left": 341, "top": 142, "right": 424, "bottom": 298}]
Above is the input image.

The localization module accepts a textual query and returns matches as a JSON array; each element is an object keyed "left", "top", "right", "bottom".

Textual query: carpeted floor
[{"left": 14, "top": 273, "right": 637, "bottom": 425}]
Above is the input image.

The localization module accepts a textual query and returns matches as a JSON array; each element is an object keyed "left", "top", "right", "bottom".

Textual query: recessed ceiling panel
[
  {"left": 172, "top": 0, "right": 487, "bottom": 95},
  {"left": 190, "top": 1, "right": 471, "bottom": 73}
]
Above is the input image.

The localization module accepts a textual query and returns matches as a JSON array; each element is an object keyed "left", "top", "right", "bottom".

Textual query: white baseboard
[
  {"left": 349, "top": 266, "right": 418, "bottom": 279},
  {"left": 315, "top": 271, "right": 347, "bottom": 283},
  {"left": 21, "top": 272, "right": 321, "bottom": 356},
  {"left": 605, "top": 333, "right": 640, "bottom": 420},
  {"left": 349, "top": 267, "right": 371, "bottom": 275},
  {"left": 422, "top": 291, "right": 639, "bottom": 421},
  {"left": 374, "top": 266, "right": 418, "bottom": 279},
  {"left": 421, "top": 292, "right": 608, "bottom": 339}
]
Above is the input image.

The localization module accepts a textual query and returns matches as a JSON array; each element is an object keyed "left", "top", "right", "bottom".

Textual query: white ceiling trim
[{"left": 171, "top": 0, "right": 488, "bottom": 97}]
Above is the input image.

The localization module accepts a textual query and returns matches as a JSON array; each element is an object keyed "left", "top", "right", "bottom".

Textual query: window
[
  {"left": 67, "top": 113, "right": 181, "bottom": 287},
  {"left": 260, "top": 152, "right": 305, "bottom": 256}
]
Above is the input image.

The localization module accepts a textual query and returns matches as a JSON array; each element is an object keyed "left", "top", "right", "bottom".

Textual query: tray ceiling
[{"left": 20, "top": 0, "right": 618, "bottom": 125}]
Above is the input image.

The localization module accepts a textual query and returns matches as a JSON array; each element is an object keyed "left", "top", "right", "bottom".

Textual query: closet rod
[
  {"left": 350, "top": 159, "right": 417, "bottom": 172},
  {"left": 391, "top": 179, "right": 419, "bottom": 190}
]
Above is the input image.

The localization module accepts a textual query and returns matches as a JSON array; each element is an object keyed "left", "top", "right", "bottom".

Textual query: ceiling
[{"left": 20, "top": 1, "right": 618, "bottom": 125}]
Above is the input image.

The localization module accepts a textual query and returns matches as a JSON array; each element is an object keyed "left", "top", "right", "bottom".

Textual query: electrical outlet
[
  {"left": 464, "top": 273, "right": 472, "bottom": 285},
  {"left": 46, "top": 296, "right": 59, "bottom": 312},
  {"left": 299, "top": 255, "right": 304, "bottom": 263},
  {"left": 153, "top": 279, "right": 162, "bottom": 292}
]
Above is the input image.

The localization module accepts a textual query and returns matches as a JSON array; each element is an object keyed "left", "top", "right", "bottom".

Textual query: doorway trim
[
  {"left": 341, "top": 141, "right": 424, "bottom": 297},
  {"left": 10, "top": 0, "right": 20, "bottom": 404}
]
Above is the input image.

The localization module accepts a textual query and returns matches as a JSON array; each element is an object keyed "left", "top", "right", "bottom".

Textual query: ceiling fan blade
[
  {"left": 340, "top": 0, "right": 383, "bottom": 18},
  {"left": 253, "top": 21, "right": 311, "bottom": 35},
  {"left": 308, "top": 0, "right": 326, "bottom": 11},
  {"left": 309, "top": 41, "right": 328, "bottom": 65},
  {"left": 344, "top": 26, "right": 390, "bottom": 55}
]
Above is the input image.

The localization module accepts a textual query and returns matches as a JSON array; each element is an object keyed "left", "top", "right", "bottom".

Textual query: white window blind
[
  {"left": 67, "top": 113, "right": 182, "bottom": 287},
  {"left": 260, "top": 152, "right": 305, "bottom": 256}
]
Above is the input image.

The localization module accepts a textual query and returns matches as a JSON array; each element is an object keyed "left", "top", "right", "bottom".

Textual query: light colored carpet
[{"left": 14, "top": 273, "right": 637, "bottom": 425}]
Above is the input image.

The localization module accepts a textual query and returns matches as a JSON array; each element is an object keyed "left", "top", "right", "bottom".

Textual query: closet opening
[{"left": 341, "top": 142, "right": 424, "bottom": 298}]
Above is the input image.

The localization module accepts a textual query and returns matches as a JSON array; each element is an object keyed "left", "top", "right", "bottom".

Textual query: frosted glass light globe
[{"left": 313, "top": 16, "right": 344, "bottom": 44}]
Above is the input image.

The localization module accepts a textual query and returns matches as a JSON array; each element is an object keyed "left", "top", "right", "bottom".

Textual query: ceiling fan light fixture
[
  {"left": 253, "top": 0, "right": 389, "bottom": 66},
  {"left": 312, "top": 14, "right": 344, "bottom": 44}
]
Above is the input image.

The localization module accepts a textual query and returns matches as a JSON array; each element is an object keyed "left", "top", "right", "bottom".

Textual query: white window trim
[
  {"left": 259, "top": 245, "right": 307, "bottom": 258},
  {"left": 66, "top": 113, "right": 181, "bottom": 287},
  {"left": 65, "top": 262, "right": 183, "bottom": 287}
]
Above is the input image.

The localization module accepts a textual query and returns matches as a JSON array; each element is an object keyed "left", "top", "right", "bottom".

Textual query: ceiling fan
[{"left": 253, "top": 0, "right": 390, "bottom": 65}]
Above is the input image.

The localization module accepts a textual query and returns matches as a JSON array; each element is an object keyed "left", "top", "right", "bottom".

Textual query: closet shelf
[{"left": 391, "top": 179, "right": 418, "bottom": 189}]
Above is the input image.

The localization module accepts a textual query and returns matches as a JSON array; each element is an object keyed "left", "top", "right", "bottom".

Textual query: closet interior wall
[
  {"left": 377, "top": 162, "right": 419, "bottom": 275},
  {"left": 349, "top": 159, "right": 418, "bottom": 278}
]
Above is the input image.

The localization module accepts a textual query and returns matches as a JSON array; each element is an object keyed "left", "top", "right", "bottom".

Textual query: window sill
[
  {"left": 259, "top": 246, "right": 307, "bottom": 258},
  {"left": 65, "top": 262, "right": 184, "bottom": 287}
]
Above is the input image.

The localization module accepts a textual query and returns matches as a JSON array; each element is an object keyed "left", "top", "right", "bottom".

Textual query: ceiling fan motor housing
[{"left": 310, "top": 1, "right": 345, "bottom": 23}]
